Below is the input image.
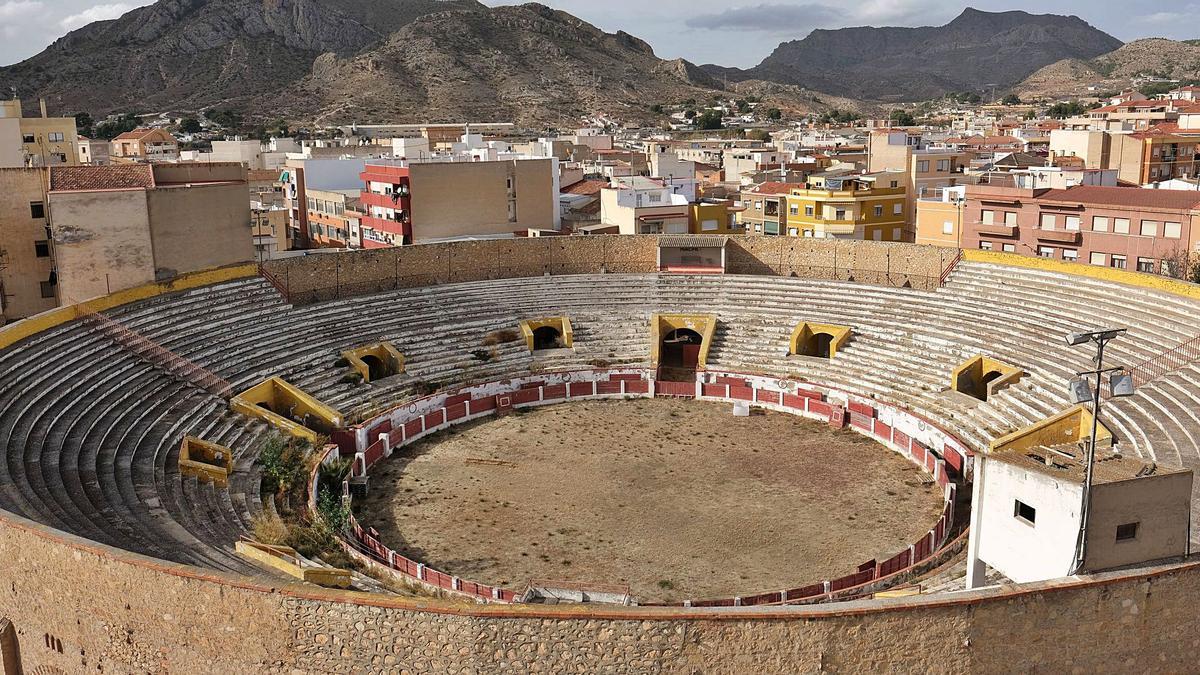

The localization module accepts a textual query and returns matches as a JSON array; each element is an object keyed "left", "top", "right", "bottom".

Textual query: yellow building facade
[
  {"left": 739, "top": 171, "right": 910, "bottom": 240},
  {"left": 0, "top": 99, "right": 79, "bottom": 167}
]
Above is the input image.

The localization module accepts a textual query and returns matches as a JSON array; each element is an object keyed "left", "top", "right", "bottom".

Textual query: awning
[{"left": 657, "top": 235, "right": 730, "bottom": 248}]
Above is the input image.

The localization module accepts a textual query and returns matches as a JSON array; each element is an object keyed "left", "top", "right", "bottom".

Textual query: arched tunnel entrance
[
  {"left": 532, "top": 326, "right": 563, "bottom": 350},
  {"left": 660, "top": 328, "right": 703, "bottom": 381}
]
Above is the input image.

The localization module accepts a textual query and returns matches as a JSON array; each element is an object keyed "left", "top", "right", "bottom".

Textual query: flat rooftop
[{"left": 990, "top": 443, "right": 1190, "bottom": 485}]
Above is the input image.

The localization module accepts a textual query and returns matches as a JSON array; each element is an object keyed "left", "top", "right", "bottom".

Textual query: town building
[
  {"left": 76, "top": 136, "right": 110, "bottom": 166},
  {"left": 303, "top": 188, "right": 363, "bottom": 248},
  {"left": 110, "top": 128, "right": 180, "bottom": 163},
  {"left": 0, "top": 98, "right": 79, "bottom": 167},
  {"left": 915, "top": 185, "right": 966, "bottom": 248},
  {"left": 0, "top": 163, "right": 253, "bottom": 322},
  {"left": 689, "top": 200, "right": 744, "bottom": 235},
  {"left": 357, "top": 158, "right": 558, "bottom": 246},
  {"left": 962, "top": 183, "right": 1200, "bottom": 273},
  {"left": 1050, "top": 128, "right": 1200, "bottom": 186},
  {"left": 738, "top": 170, "right": 909, "bottom": 240},
  {"left": 597, "top": 176, "right": 690, "bottom": 235}
]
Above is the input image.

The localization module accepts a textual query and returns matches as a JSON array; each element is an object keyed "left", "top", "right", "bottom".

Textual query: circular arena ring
[{"left": 2, "top": 236, "right": 1200, "bottom": 672}]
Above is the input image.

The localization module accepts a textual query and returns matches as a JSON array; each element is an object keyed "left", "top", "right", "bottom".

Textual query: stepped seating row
[{"left": 3, "top": 261, "right": 1200, "bottom": 579}]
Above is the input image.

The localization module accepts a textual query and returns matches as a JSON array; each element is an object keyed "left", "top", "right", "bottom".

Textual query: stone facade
[{"left": 2, "top": 508, "right": 1199, "bottom": 673}]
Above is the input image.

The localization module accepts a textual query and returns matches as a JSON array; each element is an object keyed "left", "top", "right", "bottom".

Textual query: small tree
[
  {"left": 179, "top": 117, "right": 202, "bottom": 134},
  {"left": 890, "top": 109, "right": 916, "bottom": 126},
  {"left": 74, "top": 112, "right": 94, "bottom": 137},
  {"left": 695, "top": 109, "right": 724, "bottom": 130},
  {"left": 766, "top": 108, "right": 783, "bottom": 121},
  {"left": 1001, "top": 94, "right": 1022, "bottom": 105}
]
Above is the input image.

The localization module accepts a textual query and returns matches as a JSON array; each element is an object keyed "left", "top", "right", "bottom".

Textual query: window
[
  {"left": 1065, "top": 216, "right": 1080, "bottom": 231},
  {"left": 804, "top": 205, "right": 814, "bottom": 217},
  {"left": 1165, "top": 221, "right": 1182, "bottom": 239},
  {"left": 22, "top": 133, "right": 34, "bottom": 143},
  {"left": 787, "top": 227, "right": 798, "bottom": 236},
  {"left": 1002, "top": 243, "right": 1016, "bottom": 252},
  {"left": 1114, "top": 218, "right": 1130, "bottom": 234},
  {"left": 1137, "top": 257, "right": 1155, "bottom": 273},
  {"left": 1040, "top": 213, "right": 1056, "bottom": 229},
  {"left": 648, "top": 193, "right": 662, "bottom": 204},
  {"left": 872, "top": 229, "right": 883, "bottom": 241},
  {"left": 1116, "top": 522, "right": 1139, "bottom": 542},
  {"left": 1111, "top": 254, "right": 1127, "bottom": 269},
  {"left": 942, "top": 221, "right": 954, "bottom": 235},
  {"left": 892, "top": 227, "right": 901, "bottom": 239},
  {"left": 1014, "top": 500, "right": 1036, "bottom": 525},
  {"left": 1092, "top": 216, "right": 1109, "bottom": 232},
  {"left": 790, "top": 204, "right": 799, "bottom": 216},
  {"left": 754, "top": 201, "right": 762, "bottom": 209},
  {"left": 1090, "top": 252, "right": 1107, "bottom": 266},
  {"left": 890, "top": 180, "right": 898, "bottom": 188},
  {"left": 29, "top": 202, "right": 45, "bottom": 219},
  {"left": 701, "top": 219, "right": 719, "bottom": 231},
  {"left": 916, "top": 160, "right": 930, "bottom": 172},
  {"left": 874, "top": 205, "right": 883, "bottom": 217},
  {"left": 34, "top": 240, "right": 50, "bottom": 257},
  {"left": 39, "top": 281, "right": 55, "bottom": 298},
  {"left": 47, "top": 132, "right": 64, "bottom": 142},
  {"left": 1140, "top": 220, "right": 1159, "bottom": 237},
  {"left": 1004, "top": 212, "right": 1017, "bottom": 226},
  {"left": 937, "top": 159, "right": 950, "bottom": 172},
  {"left": 979, "top": 241, "right": 993, "bottom": 251},
  {"left": 834, "top": 208, "right": 847, "bottom": 220},
  {"left": 1063, "top": 249, "right": 1078, "bottom": 262},
  {"left": 981, "top": 210, "right": 995, "bottom": 225},
  {"left": 1037, "top": 246, "right": 1055, "bottom": 258},
  {"left": 894, "top": 203, "right": 903, "bottom": 215}
]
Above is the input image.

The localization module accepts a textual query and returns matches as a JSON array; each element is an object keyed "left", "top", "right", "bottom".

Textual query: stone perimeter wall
[
  {"left": 2, "top": 507, "right": 1199, "bottom": 674},
  {"left": 262, "top": 236, "right": 960, "bottom": 303}
]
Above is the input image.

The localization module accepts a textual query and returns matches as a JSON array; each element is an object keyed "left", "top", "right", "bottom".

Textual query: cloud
[
  {"left": 59, "top": 2, "right": 136, "bottom": 31},
  {"left": 0, "top": 0, "right": 44, "bottom": 20},
  {"left": 685, "top": 0, "right": 952, "bottom": 34}
]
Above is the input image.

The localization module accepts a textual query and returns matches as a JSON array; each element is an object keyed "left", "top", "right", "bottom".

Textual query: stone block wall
[
  {"left": 263, "top": 236, "right": 959, "bottom": 304},
  {"left": 3, "top": 508, "right": 1200, "bottom": 673}
]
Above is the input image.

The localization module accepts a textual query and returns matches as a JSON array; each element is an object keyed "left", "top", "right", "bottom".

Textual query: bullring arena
[{"left": 1, "top": 235, "right": 1200, "bottom": 673}]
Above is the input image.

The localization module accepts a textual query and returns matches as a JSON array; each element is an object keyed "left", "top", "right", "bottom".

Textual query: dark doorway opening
[
  {"left": 362, "top": 354, "right": 388, "bottom": 381},
  {"left": 660, "top": 328, "right": 703, "bottom": 381},
  {"left": 533, "top": 326, "right": 563, "bottom": 350}
]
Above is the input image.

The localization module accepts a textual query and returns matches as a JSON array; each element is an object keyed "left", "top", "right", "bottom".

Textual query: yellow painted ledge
[
  {"left": 951, "top": 355, "right": 1023, "bottom": 401},
  {"left": 0, "top": 263, "right": 258, "bottom": 351},
  {"left": 518, "top": 317, "right": 575, "bottom": 351},
  {"left": 179, "top": 436, "right": 234, "bottom": 488},
  {"left": 790, "top": 322, "right": 852, "bottom": 358},
  {"left": 230, "top": 377, "right": 344, "bottom": 442},
  {"left": 990, "top": 405, "right": 1114, "bottom": 453},
  {"left": 342, "top": 342, "right": 406, "bottom": 383},
  {"left": 650, "top": 313, "right": 718, "bottom": 368},
  {"left": 963, "top": 249, "right": 1200, "bottom": 301},
  {"left": 235, "top": 541, "right": 351, "bottom": 589}
]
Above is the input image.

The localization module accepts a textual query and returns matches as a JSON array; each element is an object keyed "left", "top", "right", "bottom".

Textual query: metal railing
[
  {"left": 77, "top": 305, "right": 233, "bottom": 399},
  {"left": 1123, "top": 333, "right": 1200, "bottom": 390}
]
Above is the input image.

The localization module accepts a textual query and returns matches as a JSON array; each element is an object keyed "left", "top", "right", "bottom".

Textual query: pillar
[{"left": 965, "top": 455, "right": 988, "bottom": 589}]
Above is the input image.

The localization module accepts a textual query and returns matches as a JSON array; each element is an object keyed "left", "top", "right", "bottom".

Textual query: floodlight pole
[{"left": 1069, "top": 330, "right": 1125, "bottom": 575}]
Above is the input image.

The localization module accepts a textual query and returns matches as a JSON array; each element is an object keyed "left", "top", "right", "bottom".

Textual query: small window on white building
[
  {"left": 1014, "top": 500, "right": 1036, "bottom": 526},
  {"left": 1115, "top": 522, "right": 1139, "bottom": 542}
]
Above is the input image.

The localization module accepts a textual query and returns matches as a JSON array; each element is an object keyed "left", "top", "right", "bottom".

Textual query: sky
[{"left": 0, "top": 0, "right": 1198, "bottom": 68}]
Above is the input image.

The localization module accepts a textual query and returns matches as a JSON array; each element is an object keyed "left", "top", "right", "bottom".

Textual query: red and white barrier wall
[{"left": 314, "top": 368, "right": 969, "bottom": 605}]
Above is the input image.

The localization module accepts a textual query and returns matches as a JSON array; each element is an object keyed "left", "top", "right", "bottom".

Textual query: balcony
[
  {"left": 973, "top": 221, "right": 1018, "bottom": 237},
  {"left": 1034, "top": 228, "right": 1081, "bottom": 244},
  {"left": 360, "top": 191, "right": 410, "bottom": 210}
]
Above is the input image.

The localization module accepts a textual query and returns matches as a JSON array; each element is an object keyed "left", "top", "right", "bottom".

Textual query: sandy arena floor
[{"left": 358, "top": 398, "right": 943, "bottom": 602}]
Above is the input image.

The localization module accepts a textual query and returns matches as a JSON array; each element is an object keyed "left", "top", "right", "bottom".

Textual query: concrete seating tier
[{"left": 2, "top": 262, "right": 1200, "bottom": 581}]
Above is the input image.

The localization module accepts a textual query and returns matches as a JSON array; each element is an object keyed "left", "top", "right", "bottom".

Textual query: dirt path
[{"left": 358, "top": 398, "right": 943, "bottom": 602}]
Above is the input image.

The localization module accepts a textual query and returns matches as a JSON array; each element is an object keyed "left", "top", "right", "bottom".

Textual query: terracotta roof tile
[
  {"left": 561, "top": 179, "right": 609, "bottom": 196},
  {"left": 49, "top": 165, "right": 154, "bottom": 192},
  {"left": 751, "top": 181, "right": 796, "bottom": 195},
  {"left": 1039, "top": 185, "right": 1200, "bottom": 211}
]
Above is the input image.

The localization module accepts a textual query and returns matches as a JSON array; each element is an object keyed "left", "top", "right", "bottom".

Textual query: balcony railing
[
  {"left": 972, "top": 221, "right": 1018, "bottom": 237},
  {"left": 1034, "top": 228, "right": 1081, "bottom": 244}
]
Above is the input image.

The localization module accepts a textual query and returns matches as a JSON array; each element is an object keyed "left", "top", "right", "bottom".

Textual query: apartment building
[
  {"left": 868, "top": 129, "right": 968, "bottom": 223},
  {"left": 0, "top": 98, "right": 79, "bottom": 167},
  {"left": 738, "top": 170, "right": 909, "bottom": 240},
  {"left": 962, "top": 184, "right": 1200, "bottom": 274},
  {"left": 111, "top": 128, "right": 180, "bottom": 162},
  {"left": 689, "top": 200, "right": 745, "bottom": 235},
  {"left": 722, "top": 147, "right": 784, "bottom": 184},
  {"left": 598, "top": 176, "right": 690, "bottom": 235},
  {"left": 303, "top": 189, "right": 363, "bottom": 248},
  {"left": 76, "top": 137, "right": 110, "bottom": 166},
  {"left": 914, "top": 185, "right": 966, "bottom": 248},
  {"left": 1050, "top": 128, "right": 1200, "bottom": 185},
  {"left": 357, "top": 158, "right": 557, "bottom": 246},
  {"left": 0, "top": 163, "right": 253, "bottom": 322}
]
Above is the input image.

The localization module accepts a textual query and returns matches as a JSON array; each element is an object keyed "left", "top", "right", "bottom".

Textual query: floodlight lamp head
[
  {"left": 1069, "top": 376, "right": 1094, "bottom": 404},
  {"left": 1109, "top": 371, "right": 1136, "bottom": 398}
]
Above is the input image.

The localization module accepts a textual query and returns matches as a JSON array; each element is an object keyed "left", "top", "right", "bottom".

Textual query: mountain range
[{"left": 0, "top": 2, "right": 1152, "bottom": 125}]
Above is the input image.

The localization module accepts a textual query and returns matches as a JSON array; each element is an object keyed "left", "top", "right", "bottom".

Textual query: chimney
[{"left": 39, "top": 98, "right": 47, "bottom": 118}]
